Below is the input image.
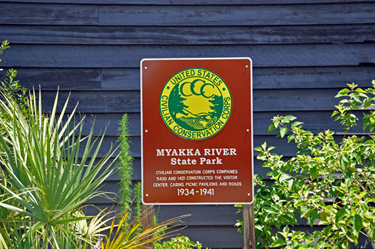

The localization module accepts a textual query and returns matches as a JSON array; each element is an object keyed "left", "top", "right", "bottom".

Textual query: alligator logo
[{"left": 159, "top": 68, "right": 232, "bottom": 140}]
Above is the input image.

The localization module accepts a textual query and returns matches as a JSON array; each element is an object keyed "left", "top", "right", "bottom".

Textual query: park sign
[{"left": 141, "top": 58, "right": 253, "bottom": 204}]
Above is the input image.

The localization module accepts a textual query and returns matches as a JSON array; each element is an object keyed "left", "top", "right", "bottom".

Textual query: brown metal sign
[{"left": 141, "top": 58, "right": 253, "bottom": 204}]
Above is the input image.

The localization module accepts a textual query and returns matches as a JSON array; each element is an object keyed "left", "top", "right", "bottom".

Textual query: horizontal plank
[
  {"left": 99, "top": 3, "right": 375, "bottom": 26},
  {"left": 1, "top": 68, "right": 102, "bottom": 90},
  {"left": 0, "top": 0, "right": 169, "bottom": 4},
  {"left": 0, "top": 0, "right": 370, "bottom": 4},
  {"left": 77, "top": 113, "right": 140, "bottom": 135},
  {"left": 77, "top": 135, "right": 139, "bottom": 158},
  {"left": 37, "top": 89, "right": 343, "bottom": 114},
  {"left": 0, "top": 0, "right": 371, "bottom": 4},
  {"left": 254, "top": 89, "right": 339, "bottom": 112},
  {"left": 170, "top": 0, "right": 375, "bottom": 4},
  {"left": 158, "top": 205, "right": 241, "bottom": 226},
  {"left": 3, "top": 25, "right": 375, "bottom": 45},
  {"left": 41, "top": 91, "right": 140, "bottom": 113},
  {"left": 5, "top": 66, "right": 374, "bottom": 92},
  {"left": 0, "top": 3, "right": 98, "bottom": 25},
  {"left": 254, "top": 66, "right": 375, "bottom": 90},
  {"left": 2, "top": 44, "right": 374, "bottom": 68}
]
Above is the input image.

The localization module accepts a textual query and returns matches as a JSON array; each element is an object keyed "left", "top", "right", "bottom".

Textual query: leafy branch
[{"left": 237, "top": 80, "right": 375, "bottom": 249}]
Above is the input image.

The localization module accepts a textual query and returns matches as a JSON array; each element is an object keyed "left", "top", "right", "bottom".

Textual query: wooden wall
[{"left": 1, "top": 0, "right": 375, "bottom": 247}]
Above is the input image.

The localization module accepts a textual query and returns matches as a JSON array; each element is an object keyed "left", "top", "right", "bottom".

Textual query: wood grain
[
  {"left": 6, "top": 67, "right": 373, "bottom": 92},
  {"left": 0, "top": 3, "right": 98, "bottom": 25},
  {"left": 3, "top": 25, "right": 375, "bottom": 45},
  {"left": 99, "top": 3, "right": 375, "bottom": 26},
  {"left": 0, "top": 0, "right": 370, "bottom": 4},
  {"left": 40, "top": 91, "right": 140, "bottom": 113},
  {"left": 2, "top": 44, "right": 374, "bottom": 68},
  {"left": 2, "top": 3, "right": 374, "bottom": 26}
]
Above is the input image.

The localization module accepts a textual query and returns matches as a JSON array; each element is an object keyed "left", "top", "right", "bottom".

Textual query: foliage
[
  {"left": 0, "top": 87, "right": 118, "bottom": 248},
  {"left": 154, "top": 236, "right": 204, "bottom": 249},
  {"left": 117, "top": 114, "right": 135, "bottom": 223},
  {"left": 0, "top": 41, "right": 192, "bottom": 249},
  {"left": 237, "top": 81, "right": 375, "bottom": 248},
  {"left": 0, "top": 40, "right": 10, "bottom": 63}
]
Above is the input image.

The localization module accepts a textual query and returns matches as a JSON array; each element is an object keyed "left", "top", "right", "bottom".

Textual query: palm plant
[
  {"left": 100, "top": 207, "right": 189, "bottom": 249},
  {"left": 0, "top": 88, "right": 118, "bottom": 248}
]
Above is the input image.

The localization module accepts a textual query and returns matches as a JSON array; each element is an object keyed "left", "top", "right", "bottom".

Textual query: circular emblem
[{"left": 159, "top": 68, "right": 232, "bottom": 140}]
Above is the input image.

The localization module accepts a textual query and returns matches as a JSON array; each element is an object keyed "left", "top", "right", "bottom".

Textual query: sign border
[{"left": 140, "top": 57, "right": 254, "bottom": 205}]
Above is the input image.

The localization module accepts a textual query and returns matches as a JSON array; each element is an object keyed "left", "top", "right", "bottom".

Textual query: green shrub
[
  {"left": 0, "top": 41, "right": 188, "bottom": 248},
  {"left": 237, "top": 81, "right": 375, "bottom": 249},
  {"left": 154, "top": 236, "right": 204, "bottom": 249}
]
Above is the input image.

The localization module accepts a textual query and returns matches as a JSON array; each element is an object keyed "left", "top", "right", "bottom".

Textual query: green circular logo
[{"left": 159, "top": 68, "right": 232, "bottom": 140}]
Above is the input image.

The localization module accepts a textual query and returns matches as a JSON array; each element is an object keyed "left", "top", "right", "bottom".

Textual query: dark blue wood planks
[
  {"left": 5, "top": 67, "right": 373, "bottom": 91},
  {"left": 99, "top": 3, "right": 375, "bottom": 26},
  {"left": 0, "top": 3, "right": 98, "bottom": 25},
  {"left": 3, "top": 25, "right": 375, "bottom": 45},
  {"left": 0, "top": 0, "right": 371, "bottom": 4},
  {"left": 2, "top": 44, "right": 374, "bottom": 68}
]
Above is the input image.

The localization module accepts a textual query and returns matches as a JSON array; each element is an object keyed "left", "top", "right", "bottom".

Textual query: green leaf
[
  {"left": 292, "top": 121, "right": 304, "bottom": 127},
  {"left": 323, "top": 225, "right": 332, "bottom": 237},
  {"left": 261, "top": 142, "right": 267, "bottom": 150},
  {"left": 279, "top": 127, "right": 288, "bottom": 138},
  {"left": 254, "top": 147, "right": 263, "bottom": 152},
  {"left": 287, "top": 134, "right": 296, "bottom": 143},
  {"left": 310, "top": 166, "right": 318, "bottom": 179},
  {"left": 332, "top": 110, "right": 339, "bottom": 117},
  {"left": 279, "top": 173, "right": 291, "bottom": 182},
  {"left": 267, "top": 146, "right": 275, "bottom": 152},
  {"left": 300, "top": 205, "right": 313, "bottom": 218},
  {"left": 283, "top": 225, "right": 289, "bottom": 234},
  {"left": 353, "top": 214, "right": 363, "bottom": 234},
  {"left": 270, "top": 238, "right": 286, "bottom": 247},
  {"left": 336, "top": 207, "right": 347, "bottom": 223},
  {"left": 274, "top": 219, "right": 282, "bottom": 229},
  {"left": 308, "top": 210, "right": 320, "bottom": 227},
  {"left": 355, "top": 88, "right": 367, "bottom": 93},
  {"left": 282, "top": 115, "right": 297, "bottom": 123},
  {"left": 268, "top": 123, "right": 276, "bottom": 133}
]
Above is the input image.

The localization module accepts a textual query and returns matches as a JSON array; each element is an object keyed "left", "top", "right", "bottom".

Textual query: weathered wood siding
[{"left": 1, "top": 0, "right": 375, "bottom": 247}]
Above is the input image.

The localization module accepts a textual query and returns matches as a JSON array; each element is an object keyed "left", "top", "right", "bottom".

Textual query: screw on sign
[{"left": 141, "top": 58, "right": 253, "bottom": 205}]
